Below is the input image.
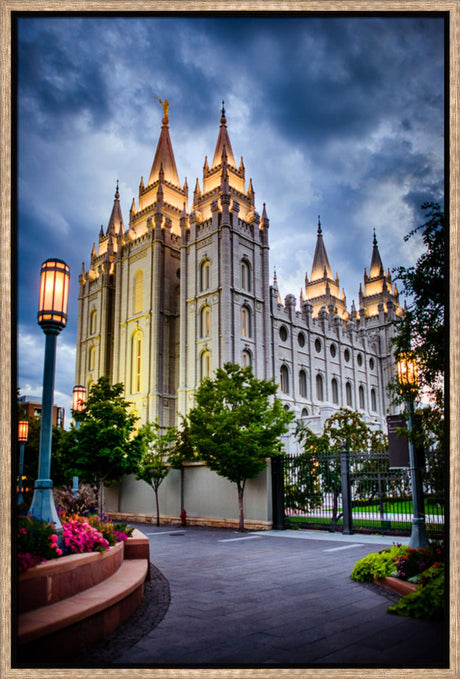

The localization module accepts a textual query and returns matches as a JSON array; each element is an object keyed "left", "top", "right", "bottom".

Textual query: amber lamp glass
[
  {"left": 396, "top": 352, "right": 418, "bottom": 389},
  {"left": 18, "top": 420, "right": 29, "bottom": 443},
  {"left": 72, "top": 385, "right": 87, "bottom": 412},
  {"left": 37, "top": 259, "right": 70, "bottom": 328}
]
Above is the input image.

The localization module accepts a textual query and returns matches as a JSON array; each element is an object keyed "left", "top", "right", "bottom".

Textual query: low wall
[{"left": 105, "top": 460, "right": 273, "bottom": 529}]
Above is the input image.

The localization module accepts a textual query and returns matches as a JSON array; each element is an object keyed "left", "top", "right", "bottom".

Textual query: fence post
[
  {"left": 271, "top": 455, "right": 285, "bottom": 530},
  {"left": 340, "top": 444, "right": 353, "bottom": 535}
]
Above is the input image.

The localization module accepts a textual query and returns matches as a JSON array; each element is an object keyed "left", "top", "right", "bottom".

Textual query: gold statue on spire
[{"left": 154, "top": 97, "right": 169, "bottom": 119}]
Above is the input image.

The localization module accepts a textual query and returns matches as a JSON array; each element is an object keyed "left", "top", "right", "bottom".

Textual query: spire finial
[
  {"left": 154, "top": 97, "right": 169, "bottom": 124},
  {"left": 317, "top": 215, "right": 322, "bottom": 235},
  {"left": 221, "top": 100, "right": 226, "bottom": 125},
  {"left": 115, "top": 179, "right": 119, "bottom": 199},
  {"left": 373, "top": 228, "right": 377, "bottom": 246}
]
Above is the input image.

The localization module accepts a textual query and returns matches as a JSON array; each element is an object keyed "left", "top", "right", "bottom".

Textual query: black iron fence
[{"left": 277, "top": 449, "right": 444, "bottom": 538}]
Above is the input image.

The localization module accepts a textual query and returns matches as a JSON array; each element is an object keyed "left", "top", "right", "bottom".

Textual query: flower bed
[
  {"left": 17, "top": 513, "right": 133, "bottom": 573},
  {"left": 351, "top": 543, "right": 445, "bottom": 620}
]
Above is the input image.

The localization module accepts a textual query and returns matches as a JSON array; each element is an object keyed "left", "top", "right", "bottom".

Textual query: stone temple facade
[{"left": 75, "top": 103, "right": 403, "bottom": 448}]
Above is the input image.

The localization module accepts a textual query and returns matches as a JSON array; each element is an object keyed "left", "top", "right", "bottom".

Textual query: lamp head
[
  {"left": 37, "top": 259, "right": 70, "bottom": 332},
  {"left": 72, "top": 385, "right": 87, "bottom": 412},
  {"left": 396, "top": 352, "right": 418, "bottom": 393},
  {"left": 18, "top": 420, "right": 29, "bottom": 443}
]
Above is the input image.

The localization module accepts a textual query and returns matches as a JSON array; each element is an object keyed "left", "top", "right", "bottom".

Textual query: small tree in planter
[
  {"left": 60, "top": 377, "right": 142, "bottom": 516},
  {"left": 135, "top": 421, "right": 177, "bottom": 526}
]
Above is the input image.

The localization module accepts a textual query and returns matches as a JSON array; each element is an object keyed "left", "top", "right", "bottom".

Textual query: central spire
[
  {"left": 148, "top": 98, "right": 180, "bottom": 186},
  {"left": 211, "top": 101, "right": 236, "bottom": 169}
]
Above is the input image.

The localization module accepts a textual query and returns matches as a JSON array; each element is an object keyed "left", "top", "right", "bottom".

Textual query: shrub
[
  {"left": 392, "top": 543, "right": 444, "bottom": 581},
  {"left": 54, "top": 484, "right": 98, "bottom": 516},
  {"left": 17, "top": 515, "right": 62, "bottom": 572},
  {"left": 388, "top": 564, "right": 445, "bottom": 620},
  {"left": 351, "top": 545, "right": 407, "bottom": 582}
]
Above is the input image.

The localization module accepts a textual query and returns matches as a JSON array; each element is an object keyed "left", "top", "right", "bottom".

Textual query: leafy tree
[
  {"left": 188, "top": 362, "right": 294, "bottom": 531},
  {"left": 168, "top": 416, "right": 199, "bottom": 513},
  {"left": 16, "top": 414, "right": 70, "bottom": 507},
  {"left": 392, "top": 202, "right": 446, "bottom": 407},
  {"left": 61, "top": 376, "right": 142, "bottom": 515},
  {"left": 296, "top": 409, "right": 387, "bottom": 528},
  {"left": 135, "top": 420, "right": 177, "bottom": 526}
]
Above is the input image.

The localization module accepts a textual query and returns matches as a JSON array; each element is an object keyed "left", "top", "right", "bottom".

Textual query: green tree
[
  {"left": 392, "top": 202, "right": 446, "bottom": 407},
  {"left": 168, "top": 416, "right": 199, "bottom": 514},
  {"left": 296, "top": 409, "right": 387, "bottom": 528},
  {"left": 188, "top": 362, "right": 294, "bottom": 531},
  {"left": 61, "top": 376, "right": 141, "bottom": 516},
  {"left": 135, "top": 420, "right": 177, "bottom": 526}
]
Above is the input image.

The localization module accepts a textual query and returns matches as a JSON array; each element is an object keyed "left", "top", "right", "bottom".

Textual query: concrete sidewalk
[{"left": 83, "top": 525, "right": 448, "bottom": 669}]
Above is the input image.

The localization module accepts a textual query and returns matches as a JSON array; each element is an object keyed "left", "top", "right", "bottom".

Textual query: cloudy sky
[{"left": 15, "top": 12, "right": 445, "bottom": 424}]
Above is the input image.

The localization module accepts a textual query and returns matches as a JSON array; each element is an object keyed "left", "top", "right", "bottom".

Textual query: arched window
[
  {"left": 89, "top": 308, "right": 97, "bottom": 335},
  {"left": 371, "top": 388, "right": 377, "bottom": 412},
  {"left": 280, "top": 365, "right": 289, "bottom": 394},
  {"left": 200, "top": 305, "right": 211, "bottom": 338},
  {"left": 316, "top": 374, "right": 324, "bottom": 401},
  {"left": 299, "top": 369, "right": 307, "bottom": 398},
  {"left": 241, "top": 259, "right": 251, "bottom": 291},
  {"left": 241, "top": 305, "right": 252, "bottom": 337},
  {"left": 331, "top": 378, "right": 339, "bottom": 405},
  {"left": 346, "top": 382, "right": 353, "bottom": 407},
  {"left": 200, "top": 350, "right": 211, "bottom": 380},
  {"left": 132, "top": 333, "right": 142, "bottom": 393},
  {"left": 359, "top": 385, "right": 365, "bottom": 410},
  {"left": 200, "top": 259, "right": 211, "bottom": 292},
  {"left": 134, "top": 270, "right": 143, "bottom": 314},
  {"left": 88, "top": 346, "right": 95, "bottom": 371},
  {"left": 301, "top": 407, "right": 309, "bottom": 418},
  {"left": 242, "top": 349, "right": 252, "bottom": 367}
]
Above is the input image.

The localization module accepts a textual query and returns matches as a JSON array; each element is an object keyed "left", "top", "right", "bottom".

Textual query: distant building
[
  {"left": 18, "top": 396, "right": 65, "bottom": 429},
  {"left": 75, "top": 103, "right": 403, "bottom": 448}
]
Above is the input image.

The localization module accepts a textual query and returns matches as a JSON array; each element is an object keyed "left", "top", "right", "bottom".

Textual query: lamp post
[
  {"left": 17, "top": 420, "right": 29, "bottom": 505},
  {"left": 29, "top": 259, "right": 70, "bottom": 529},
  {"left": 396, "top": 352, "right": 429, "bottom": 548},
  {"left": 71, "top": 385, "right": 86, "bottom": 495}
]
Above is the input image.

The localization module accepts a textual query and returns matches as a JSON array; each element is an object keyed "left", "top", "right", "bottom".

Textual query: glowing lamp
[
  {"left": 72, "top": 385, "right": 87, "bottom": 412},
  {"left": 396, "top": 352, "right": 418, "bottom": 390},
  {"left": 37, "top": 258, "right": 70, "bottom": 330},
  {"left": 18, "top": 420, "right": 29, "bottom": 443}
]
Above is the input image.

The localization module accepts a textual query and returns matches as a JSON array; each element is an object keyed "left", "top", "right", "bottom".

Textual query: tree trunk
[
  {"left": 155, "top": 488, "right": 160, "bottom": 527},
  {"left": 98, "top": 480, "right": 105, "bottom": 518},
  {"left": 237, "top": 481, "right": 245, "bottom": 532}
]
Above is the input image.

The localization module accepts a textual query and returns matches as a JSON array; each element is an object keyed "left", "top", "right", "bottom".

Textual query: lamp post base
[
  {"left": 29, "top": 479, "right": 62, "bottom": 530},
  {"left": 409, "top": 517, "right": 429, "bottom": 549}
]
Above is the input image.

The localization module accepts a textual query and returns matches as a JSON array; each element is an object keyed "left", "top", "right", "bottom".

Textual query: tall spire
[
  {"left": 148, "top": 98, "right": 180, "bottom": 186},
  {"left": 211, "top": 101, "right": 236, "bottom": 169},
  {"left": 369, "top": 228, "right": 384, "bottom": 278},
  {"left": 311, "top": 216, "right": 333, "bottom": 281},
  {"left": 107, "top": 180, "right": 124, "bottom": 236}
]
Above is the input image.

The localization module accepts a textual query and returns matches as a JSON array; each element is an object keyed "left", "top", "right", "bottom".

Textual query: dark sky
[{"left": 15, "top": 13, "right": 445, "bottom": 420}]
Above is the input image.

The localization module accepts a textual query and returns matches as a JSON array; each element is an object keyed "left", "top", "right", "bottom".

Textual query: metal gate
[{"left": 273, "top": 450, "right": 444, "bottom": 538}]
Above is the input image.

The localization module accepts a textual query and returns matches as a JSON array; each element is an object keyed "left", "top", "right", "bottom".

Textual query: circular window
[
  {"left": 369, "top": 357, "right": 375, "bottom": 371},
  {"left": 279, "top": 325, "right": 288, "bottom": 342},
  {"left": 330, "top": 343, "right": 336, "bottom": 358},
  {"left": 357, "top": 353, "right": 363, "bottom": 366},
  {"left": 283, "top": 404, "right": 290, "bottom": 411},
  {"left": 298, "top": 332, "right": 305, "bottom": 348},
  {"left": 344, "top": 348, "right": 350, "bottom": 362},
  {"left": 315, "top": 339, "right": 322, "bottom": 353}
]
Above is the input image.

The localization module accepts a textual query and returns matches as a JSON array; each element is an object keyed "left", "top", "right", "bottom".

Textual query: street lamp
[
  {"left": 72, "top": 384, "right": 87, "bottom": 416},
  {"left": 396, "top": 352, "right": 429, "bottom": 548},
  {"left": 71, "top": 385, "right": 86, "bottom": 496},
  {"left": 17, "top": 420, "right": 29, "bottom": 505},
  {"left": 29, "top": 259, "right": 70, "bottom": 529}
]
